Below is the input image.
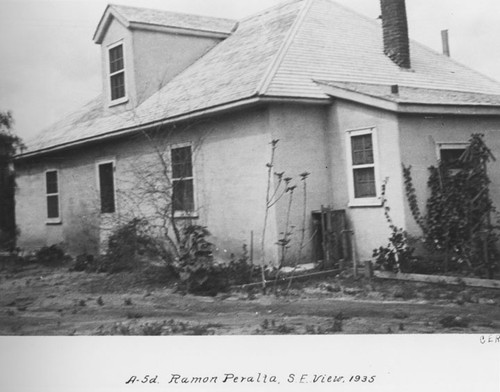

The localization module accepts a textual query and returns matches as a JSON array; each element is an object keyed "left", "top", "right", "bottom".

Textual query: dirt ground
[{"left": 1, "top": 260, "right": 499, "bottom": 335}]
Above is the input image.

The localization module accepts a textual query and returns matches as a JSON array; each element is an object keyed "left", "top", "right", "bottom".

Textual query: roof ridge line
[
  {"left": 240, "top": 0, "right": 301, "bottom": 23},
  {"left": 108, "top": 4, "right": 130, "bottom": 27},
  {"left": 255, "top": 0, "right": 313, "bottom": 96},
  {"left": 110, "top": 3, "right": 236, "bottom": 23}
]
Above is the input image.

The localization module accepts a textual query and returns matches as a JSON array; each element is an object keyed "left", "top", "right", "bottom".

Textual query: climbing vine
[
  {"left": 372, "top": 178, "right": 416, "bottom": 273},
  {"left": 403, "top": 134, "right": 497, "bottom": 278}
]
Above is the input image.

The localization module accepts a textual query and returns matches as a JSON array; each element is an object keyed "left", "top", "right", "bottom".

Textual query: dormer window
[{"left": 108, "top": 42, "right": 126, "bottom": 103}]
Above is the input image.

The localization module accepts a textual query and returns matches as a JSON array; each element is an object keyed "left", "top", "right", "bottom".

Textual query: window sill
[
  {"left": 348, "top": 199, "right": 383, "bottom": 208},
  {"left": 173, "top": 212, "right": 199, "bottom": 220},
  {"left": 46, "top": 219, "right": 62, "bottom": 225},
  {"left": 108, "top": 97, "right": 128, "bottom": 107}
]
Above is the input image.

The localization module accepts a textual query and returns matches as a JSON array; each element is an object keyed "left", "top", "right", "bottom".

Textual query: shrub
[
  {"left": 373, "top": 227, "right": 416, "bottom": 272},
  {"left": 173, "top": 225, "right": 228, "bottom": 295},
  {"left": 73, "top": 253, "right": 102, "bottom": 272},
  {"left": 35, "top": 244, "right": 70, "bottom": 265},
  {"left": 104, "top": 218, "right": 157, "bottom": 273}
]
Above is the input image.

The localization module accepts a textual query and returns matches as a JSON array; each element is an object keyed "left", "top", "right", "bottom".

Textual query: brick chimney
[{"left": 380, "top": 0, "right": 411, "bottom": 69}]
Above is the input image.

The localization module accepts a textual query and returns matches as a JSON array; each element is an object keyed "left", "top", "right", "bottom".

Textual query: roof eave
[
  {"left": 316, "top": 82, "right": 500, "bottom": 116},
  {"left": 128, "top": 22, "right": 233, "bottom": 39},
  {"left": 15, "top": 95, "right": 330, "bottom": 160}
]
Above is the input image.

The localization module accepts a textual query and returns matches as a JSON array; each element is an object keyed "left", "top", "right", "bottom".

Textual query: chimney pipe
[
  {"left": 380, "top": 0, "right": 411, "bottom": 69},
  {"left": 441, "top": 29, "right": 450, "bottom": 57}
]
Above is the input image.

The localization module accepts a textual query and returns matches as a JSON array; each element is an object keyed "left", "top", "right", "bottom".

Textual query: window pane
[
  {"left": 353, "top": 167, "right": 376, "bottom": 198},
  {"left": 110, "top": 73, "right": 125, "bottom": 100},
  {"left": 351, "top": 134, "right": 374, "bottom": 165},
  {"left": 171, "top": 146, "right": 193, "bottom": 179},
  {"left": 47, "top": 195, "right": 59, "bottom": 219},
  {"left": 46, "top": 171, "right": 58, "bottom": 194},
  {"left": 99, "top": 163, "right": 115, "bottom": 213},
  {"left": 173, "top": 179, "right": 194, "bottom": 212},
  {"left": 109, "top": 45, "right": 124, "bottom": 73},
  {"left": 440, "top": 148, "right": 465, "bottom": 168}
]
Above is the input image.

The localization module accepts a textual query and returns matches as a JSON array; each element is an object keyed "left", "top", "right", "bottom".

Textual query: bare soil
[{"left": 1, "top": 260, "right": 499, "bottom": 335}]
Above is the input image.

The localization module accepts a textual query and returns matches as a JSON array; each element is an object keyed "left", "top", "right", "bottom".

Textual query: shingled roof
[{"left": 23, "top": 0, "right": 500, "bottom": 156}]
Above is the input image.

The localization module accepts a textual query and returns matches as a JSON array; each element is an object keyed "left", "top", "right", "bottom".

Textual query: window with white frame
[
  {"left": 109, "top": 43, "right": 126, "bottom": 102},
  {"left": 171, "top": 145, "right": 194, "bottom": 213},
  {"left": 346, "top": 127, "right": 380, "bottom": 206},
  {"left": 45, "top": 170, "right": 60, "bottom": 221},
  {"left": 98, "top": 162, "right": 116, "bottom": 213}
]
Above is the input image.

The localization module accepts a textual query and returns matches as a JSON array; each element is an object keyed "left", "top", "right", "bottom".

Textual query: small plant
[
  {"left": 439, "top": 315, "right": 470, "bottom": 328},
  {"left": 286, "top": 172, "right": 310, "bottom": 292},
  {"left": 372, "top": 178, "right": 416, "bottom": 272},
  {"left": 124, "top": 298, "right": 133, "bottom": 306},
  {"left": 141, "top": 322, "right": 164, "bottom": 335},
  {"left": 96, "top": 296, "right": 104, "bottom": 306},
  {"left": 260, "top": 139, "right": 281, "bottom": 291},
  {"left": 227, "top": 244, "right": 253, "bottom": 285},
  {"left": 255, "top": 318, "right": 295, "bottom": 334},
  {"left": 126, "top": 311, "right": 143, "bottom": 319},
  {"left": 276, "top": 179, "right": 297, "bottom": 269}
]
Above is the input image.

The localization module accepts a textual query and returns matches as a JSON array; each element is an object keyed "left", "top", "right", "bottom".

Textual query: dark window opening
[
  {"left": 171, "top": 146, "right": 194, "bottom": 213},
  {"left": 99, "top": 162, "right": 115, "bottom": 213},
  {"left": 45, "top": 170, "right": 59, "bottom": 219},
  {"left": 440, "top": 148, "right": 466, "bottom": 170}
]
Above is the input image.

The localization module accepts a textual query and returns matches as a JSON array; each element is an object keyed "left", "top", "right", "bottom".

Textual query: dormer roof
[{"left": 93, "top": 4, "right": 237, "bottom": 43}]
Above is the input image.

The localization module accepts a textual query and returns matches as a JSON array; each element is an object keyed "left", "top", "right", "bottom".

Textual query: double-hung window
[
  {"left": 171, "top": 146, "right": 195, "bottom": 214},
  {"left": 46, "top": 170, "right": 60, "bottom": 222},
  {"left": 108, "top": 43, "right": 126, "bottom": 102},
  {"left": 98, "top": 162, "right": 116, "bottom": 214},
  {"left": 346, "top": 128, "right": 381, "bottom": 206}
]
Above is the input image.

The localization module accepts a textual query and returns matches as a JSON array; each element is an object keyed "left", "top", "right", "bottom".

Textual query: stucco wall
[
  {"left": 328, "top": 100, "right": 405, "bottom": 261},
  {"left": 399, "top": 115, "right": 500, "bottom": 237},
  {"left": 132, "top": 30, "right": 221, "bottom": 105},
  {"left": 268, "top": 103, "right": 332, "bottom": 265},
  {"left": 15, "top": 107, "right": 278, "bottom": 261}
]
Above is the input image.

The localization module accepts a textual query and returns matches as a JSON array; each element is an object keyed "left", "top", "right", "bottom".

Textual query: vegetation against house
[
  {"left": 377, "top": 134, "right": 498, "bottom": 278},
  {"left": 373, "top": 177, "right": 416, "bottom": 273},
  {"left": 0, "top": 111, "right": 23, "bottom": 251}
]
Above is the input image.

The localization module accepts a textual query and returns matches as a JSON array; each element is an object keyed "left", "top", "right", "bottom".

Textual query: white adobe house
[{"left": 14, "top": 0, "right": 500, "bottom": 265}]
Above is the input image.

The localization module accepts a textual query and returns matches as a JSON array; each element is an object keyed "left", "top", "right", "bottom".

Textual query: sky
[{"left": 1, "top": 0, "right": 500, "bottom": 141}]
